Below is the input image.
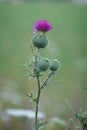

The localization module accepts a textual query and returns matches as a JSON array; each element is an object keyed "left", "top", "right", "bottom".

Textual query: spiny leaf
[
  {"left": 65, "top": 100, "right": 77, "bottom": 116},
  {"left": 35, "top": 121, "right": 48, "bottom": 130}
]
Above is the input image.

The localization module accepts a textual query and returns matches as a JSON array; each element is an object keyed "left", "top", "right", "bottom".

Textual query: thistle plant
[
  {"left": 66, "top": 100, "right": 87, "bottom": 130},
  {"left": 26, "top": 20, "right": 60, "bottom": 130}
]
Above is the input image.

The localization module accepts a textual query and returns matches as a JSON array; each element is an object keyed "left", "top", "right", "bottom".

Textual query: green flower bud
[
  {"left": 49, "top": 59, "right": 60, "bottom": 71},
  {"left": 32, "top": 32, "right": 48, "bottom": 48},
  {"left": 77, "top": 112, "right": 87, "bottom": 124},
  {"left": 80, "top": 112, "right": 87, "bottom": 119},
  {"left": 37, "top": 58, "right": 49, "bottom": 71}
]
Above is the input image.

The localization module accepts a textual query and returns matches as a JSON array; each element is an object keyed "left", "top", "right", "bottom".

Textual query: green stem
[
  {"left": 35, "top": 72, "right": 54, "bottom": 129},
  {"left": 40, "top": 72, "right": 54, "bottom": 89},
  {"left": 35, "top": 76, "right": 41, "bottom": 130},
  {"left": 34, "top": 48, "right": 41, "bottom": 130}
]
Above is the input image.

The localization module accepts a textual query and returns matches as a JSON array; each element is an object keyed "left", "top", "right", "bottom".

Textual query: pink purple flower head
[{"left": 33, "top": 20, "right": 52, "bottom": 33}]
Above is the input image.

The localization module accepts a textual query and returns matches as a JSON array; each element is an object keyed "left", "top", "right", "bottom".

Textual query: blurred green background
[{"left": 0, "top": 1, "right": 87, "bottom": 130}]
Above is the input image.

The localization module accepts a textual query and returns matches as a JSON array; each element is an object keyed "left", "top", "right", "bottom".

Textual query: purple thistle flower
[{"left": 33, "top": 20, "right": 52, "bottom": 33}]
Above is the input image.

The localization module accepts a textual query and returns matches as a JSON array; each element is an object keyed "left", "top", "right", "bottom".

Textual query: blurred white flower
[
  {"left": 49, "top": 117, "right": 68, "bottom": 126},
  {"left": 6, "top": 108, "right": 45, "bottom": 119}
]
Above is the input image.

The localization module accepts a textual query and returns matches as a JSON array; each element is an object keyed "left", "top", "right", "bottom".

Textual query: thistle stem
[
  {"left": 35, "top": 76, "right": 41, "bottom": 130},
  {"left": 40, "top": 72, "right": 54, "bottom": 89}
]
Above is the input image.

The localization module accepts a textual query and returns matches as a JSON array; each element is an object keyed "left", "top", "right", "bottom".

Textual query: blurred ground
[{"left": 0, "top": 1, "right": 87, "bottom": 130}]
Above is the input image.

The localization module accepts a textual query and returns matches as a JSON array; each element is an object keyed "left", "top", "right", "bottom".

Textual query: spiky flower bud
[
  {"left": 49, "top": 59, "right": 60, "bottom": 71},
  {"left": 37, "top": 58, "right": 49, "bottom": 71},
  {"left": 32, "top": 32, "right": 48, "bottom": 48}
]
